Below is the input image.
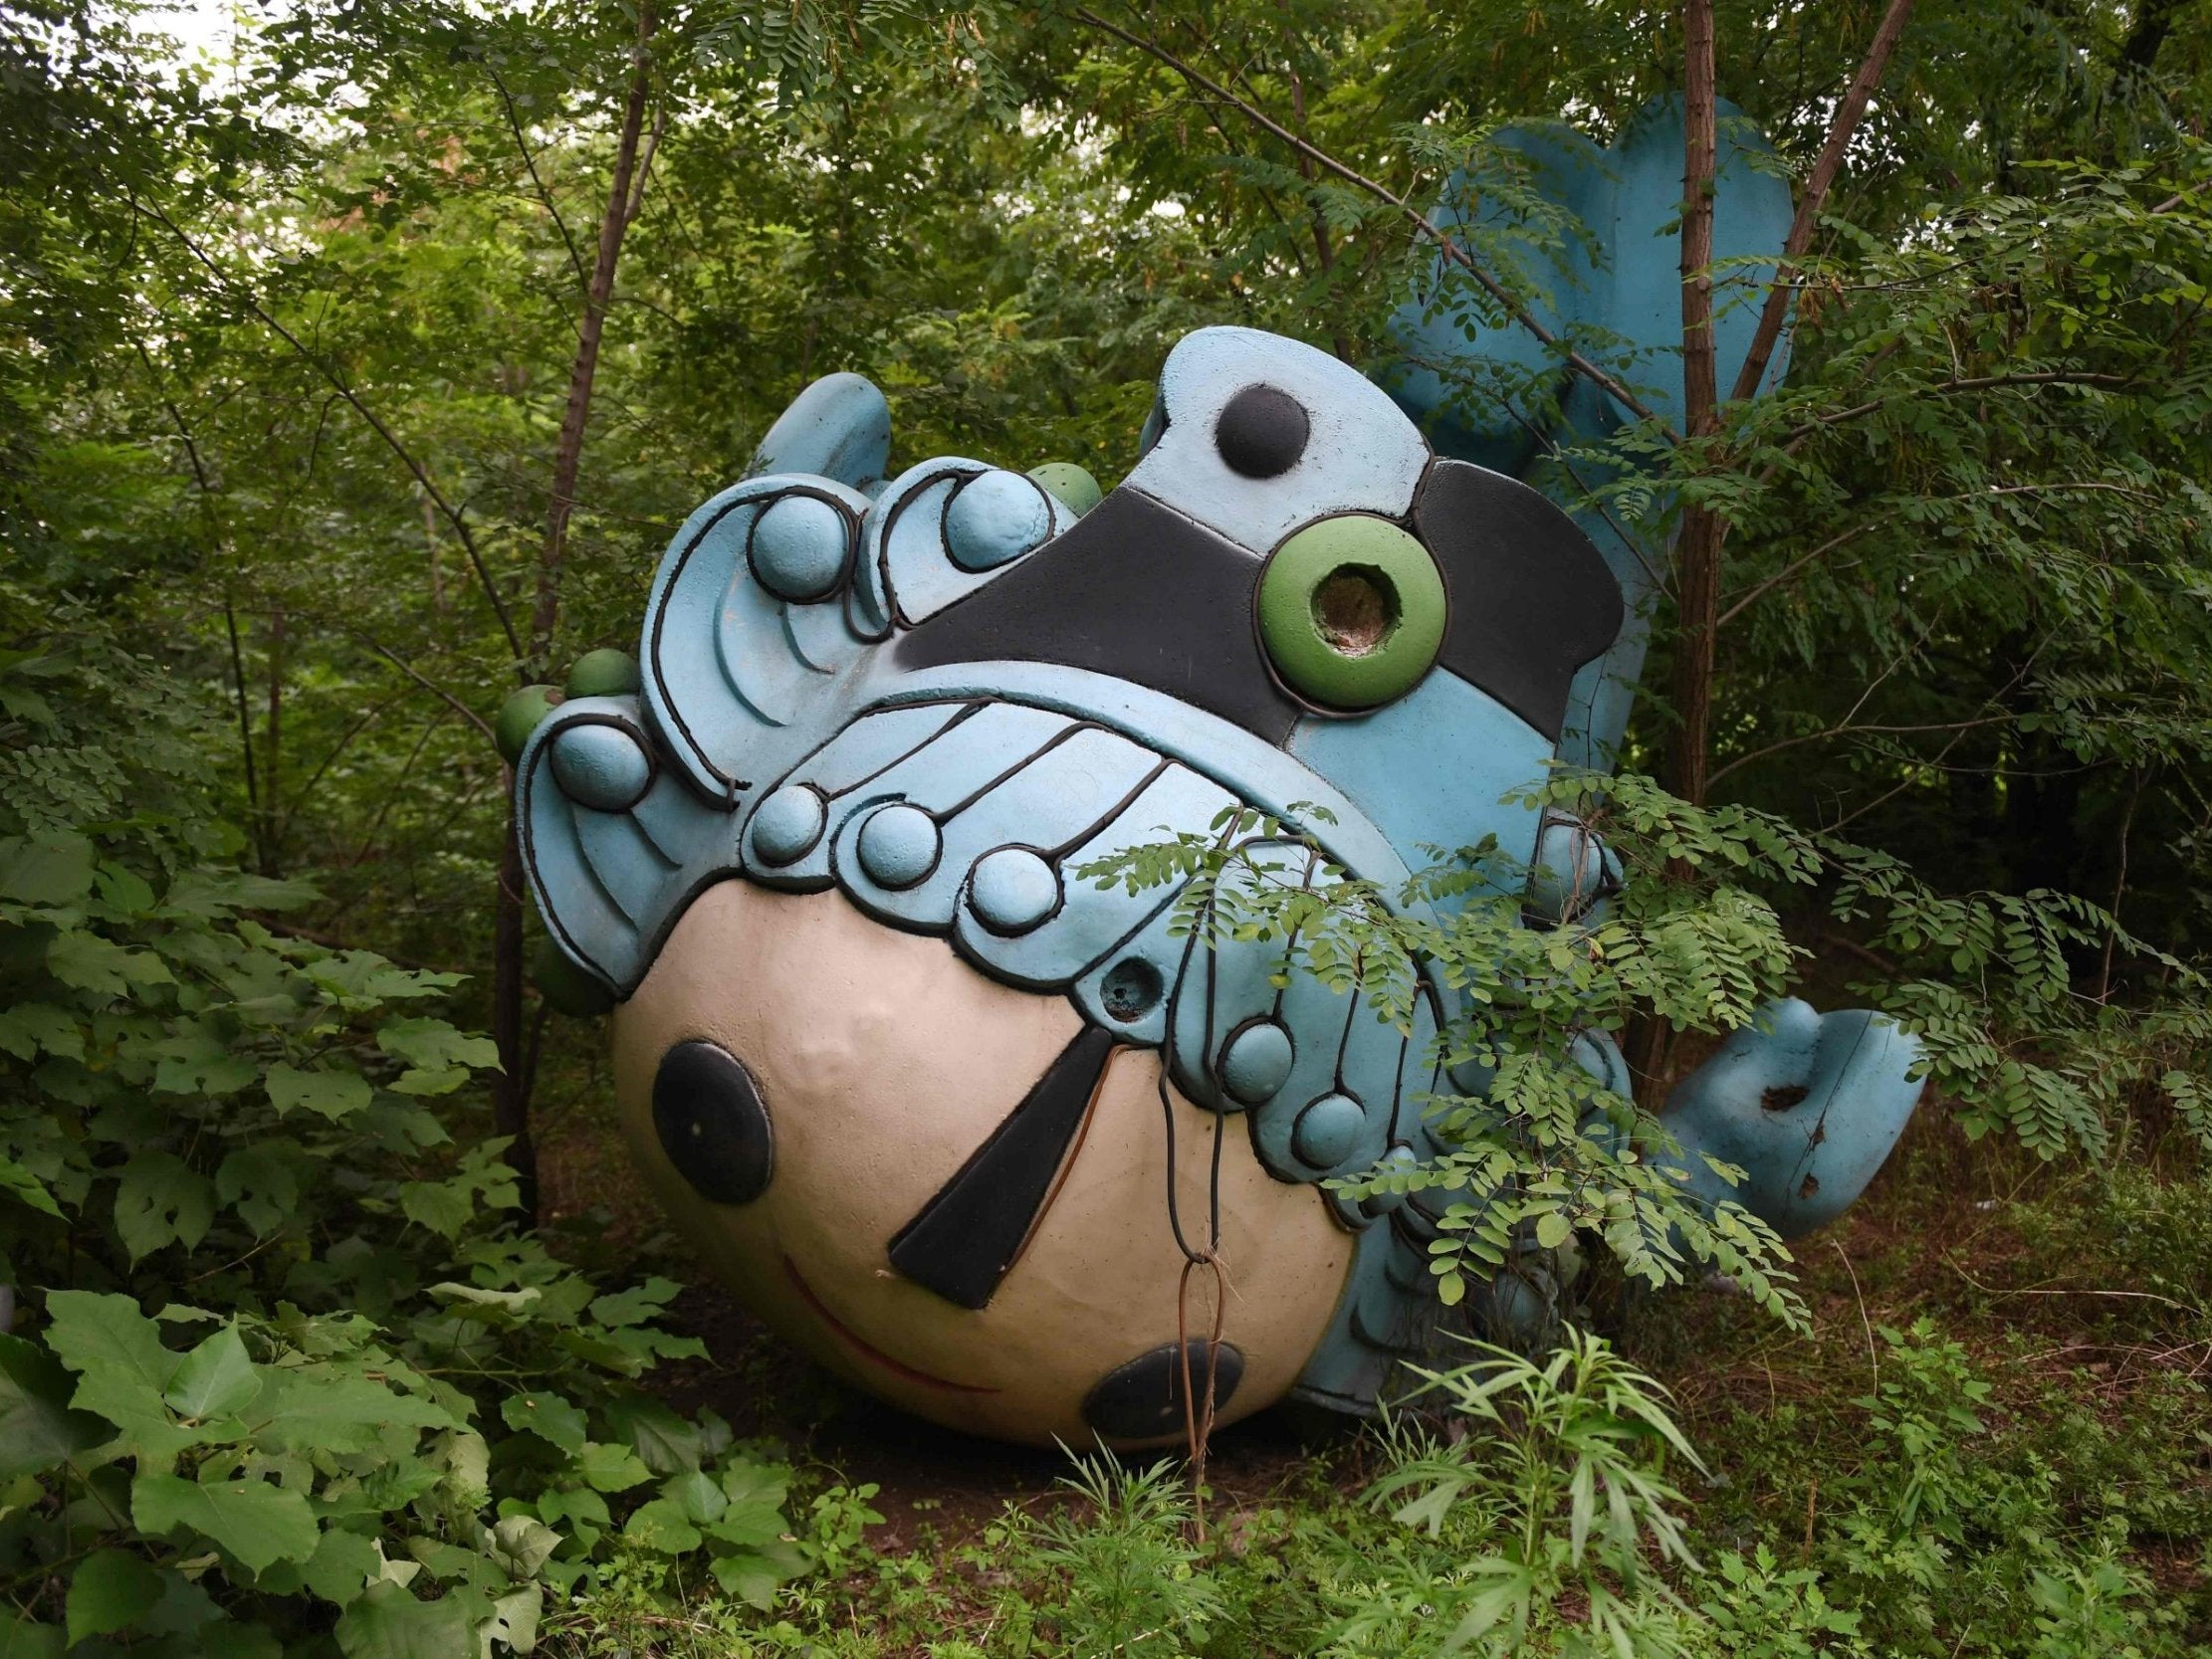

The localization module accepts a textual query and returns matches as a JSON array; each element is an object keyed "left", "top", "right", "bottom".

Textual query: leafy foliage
[{"left": 0, "top": 598, "right": 811, "bottom": 1652}]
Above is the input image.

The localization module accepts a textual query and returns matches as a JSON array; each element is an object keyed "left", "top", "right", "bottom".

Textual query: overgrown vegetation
[{"left": 3, "top": 0, "right": 2207, "bottom": 1654}]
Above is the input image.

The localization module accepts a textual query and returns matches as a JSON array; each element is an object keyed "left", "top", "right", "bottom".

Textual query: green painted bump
[
  {"left": 1256, "top": 517, "right": 1445, "bottom": 711},
  {"left": 1027, "top": 461, "right": 1102, "bottom": 518},
  {"left": 565, "top": 648, "right": 642, "bottom": 700},
  {"left": 495, "top": 685, "right": 564, "bottom": 766},
  {"left": 533, "top": 936, "right": 614, "bottom": 1018}
]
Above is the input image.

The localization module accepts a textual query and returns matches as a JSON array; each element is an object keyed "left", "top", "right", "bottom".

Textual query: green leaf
[
  {"left": 604, "top": 1393, "right": 699, "bottom": 1472},
  {"left": 0, "top": 834, "right": 95, "bottom": 905},
  {"left": 303, "top": 1528, "right": 384, "bottom": 1608},
  {"left": 708, "top": 1539, "right": 809, "bottom": 1610},
  {"left": 0, "top": 1334, "right": 109, "bottom": 1478},
  {"left": 149, "top": 1031, "right": 258, "bottom": 1097},
  {"left": 571, "top": 1442, "right": 651, "bottom": 1493},
  {"left": 377, "top": 1017, "right": 499, "bottom": 1075},
  {"left": 47, "top": 930, "right": 146, "bottom": 997},
  {"left": 500, "top": 1389, "right": 586, "bottom": 1454},
  {"left": 0, "top": 1155, "right": 62, "bottom": 1219},
  {"left": 621, "top": 1497, "right": 702, "bottom": 1554},
  {"left": 484, "top": 1514, "right": 559, "bottom": 1578},
  {"left": 0, "top": 1617, "right": 64, "bottom": 1659},
  {"left": 1534, "top": 1209, "right": 1575, "bottom": 1250},
  {"left": 483, "top": 1587, "right": 541, "bottom": 1656},
  {"left": 215, "top": 1143, "right": 302, "bottom": 1237},
  {"left": 333, "top": 1581, "right": 474, "bottom": 1659},
  {"left": 131, "top": 1472, "right": 320, "bottom": 1573},
  {"left": 266, "top": 1062, "right": 373, "bottom": 1121},
  {"left": 65, "top": 1549, "right": 163, "bottom": 1646},
  {"left": 162, "top": 1327, "right": 261, "bottom": 1421},
  {"left": 0, "top": 1003, "right": 83, "bottom": 1062},
  {"left": 248, "top": 1370, "right": 455, "bottom": 1454},
  {"left": 43, "top": 1291, "right": 195, "bottom": 1463},
  {"left": 113, "top": 1151, "right": 216, "bottom": 1261}
]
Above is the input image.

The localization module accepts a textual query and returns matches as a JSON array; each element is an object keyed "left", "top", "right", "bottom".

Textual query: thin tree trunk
[
  {"left": 1631, "top": 0, "right": 1720, "bottom": 1102},
  {"left": 223, "top": 601, "right": 264, "bottom": 871},
  {"left": 1668, "top": 0, "right": 1720, "bottom": 812},
  {"left": 264, "top": 607, "right": 286, "bottom": 877},
  {"left": 494, "top": 2, "right": 660, "bottom": 1220}
]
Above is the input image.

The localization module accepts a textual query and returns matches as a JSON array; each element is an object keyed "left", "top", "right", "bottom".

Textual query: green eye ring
[{"left": 1255, "top": 516, "right": 1447, "bottom": 711}]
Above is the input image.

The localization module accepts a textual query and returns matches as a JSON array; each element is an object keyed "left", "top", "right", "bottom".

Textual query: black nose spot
[
  {"left": 1082, "top": 1341, "right": 1245, "bottom": 1442},
  {"left": 652, "top": 1041, "right": 773, "bottom": 1205},
  {"left": 1215, "top": 384, "right": 1309, "bottom": 478}
]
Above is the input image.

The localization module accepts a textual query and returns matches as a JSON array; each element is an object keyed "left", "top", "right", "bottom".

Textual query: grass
[{"left": 539, "top": 1112, "right": 2212, "bottom": 1657}]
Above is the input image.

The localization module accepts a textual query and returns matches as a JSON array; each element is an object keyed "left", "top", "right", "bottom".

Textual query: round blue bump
[
  {"left": 944, "top": 471, "right": 1052, "bottom": 572},
  {"left": 1359, "top": 1142, "right": 1422, "bottom": 1217},
  {"left": 751, "top": 785, "right": 826, "bottom": 866},
  {"left": 549, "top": 723, "right": 652, "bottom": 812},
  {"left": 750, "top": 494, "right": 850, "bottom": 602},
  {"left": 968, "top": 847, "right": 1060, "bottom": 935},
  {"left": 855, "top": 803, "right": 940, "bottom": 890},
  {"left": 1217, "top": 1020, "right": 1294, "bottom": 1106},
  {"left": 1291, "top": 1092, "right": 1365, "bottom": 1168}
]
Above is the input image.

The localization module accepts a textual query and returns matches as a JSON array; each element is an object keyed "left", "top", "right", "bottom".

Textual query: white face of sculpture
[{"left": 610, "top": 880, "right": 1356, "bottom": 1447}]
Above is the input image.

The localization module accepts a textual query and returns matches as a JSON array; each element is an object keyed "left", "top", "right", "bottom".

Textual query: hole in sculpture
[
  {"left": 1760, "top": 1084, "right": 1811, "bottom": 1114},
  {"left": 1312, "top": 564, "right": 1399, "bottom": 657},
  {"left": 1100, "top": 957, "right": 1164, "bottom": 1022},
  {"left": 1799, "top": 1172, "right": 1821, "bottom": 1200}
]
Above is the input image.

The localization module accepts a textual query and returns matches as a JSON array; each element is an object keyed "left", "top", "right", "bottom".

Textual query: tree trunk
[
  {"left": 1667, "top": 0, "right": 1720, "bottom": 811},
  {"left": 491, "top": 2, "right": 660, "bottom": 1222}
]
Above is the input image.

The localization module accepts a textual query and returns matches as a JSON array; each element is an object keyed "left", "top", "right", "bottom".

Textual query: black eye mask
[{"left": 894, "top": 458, "right": 1623, "bottom": 744}]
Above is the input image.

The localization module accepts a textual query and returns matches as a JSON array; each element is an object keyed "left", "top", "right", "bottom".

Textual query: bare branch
[
  {"left": 133, "top": 198, "right": 525, "bottom": 664},
  {"left": 346, "top": 629, "right": 498, "bottom": 741},
  {"left": 489, "top": 68, "right": 589, "bottom": 292},
  {"left": 1729, "top": 0, "right": 1918, "bottom": 404}
]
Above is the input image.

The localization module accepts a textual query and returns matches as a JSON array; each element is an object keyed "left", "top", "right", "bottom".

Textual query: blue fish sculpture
[{"left": 509, "top": 105, "right": 1923, "bottom": 1448}]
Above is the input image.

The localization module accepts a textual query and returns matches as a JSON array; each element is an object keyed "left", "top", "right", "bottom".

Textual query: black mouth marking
[{"left": 888, "top": 1025, "right": 1118, "bottom": 1310}]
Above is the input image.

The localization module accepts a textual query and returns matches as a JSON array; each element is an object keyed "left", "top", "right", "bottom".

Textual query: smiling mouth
[{"left": 781, "top": 1256, "right": 1000, "bottom": 1394}]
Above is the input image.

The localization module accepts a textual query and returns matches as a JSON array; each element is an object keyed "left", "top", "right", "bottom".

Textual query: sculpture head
[{"left": 511, "top": 325, "right": 1632, "bottom": 1444}]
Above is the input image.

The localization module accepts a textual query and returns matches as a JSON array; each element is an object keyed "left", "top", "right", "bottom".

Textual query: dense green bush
[{"left": 0, "top": 600, "right": 823, "bottom": 1654}]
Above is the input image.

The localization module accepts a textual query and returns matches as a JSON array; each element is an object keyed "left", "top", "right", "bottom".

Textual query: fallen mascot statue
[{"left": 498, "top": 99, "right": 1925, "bottom": 1448}]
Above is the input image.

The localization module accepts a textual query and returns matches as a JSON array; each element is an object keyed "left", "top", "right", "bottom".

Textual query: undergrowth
[{"left": 551, "top": 1143, "right": 2211, "bottom": 1658}]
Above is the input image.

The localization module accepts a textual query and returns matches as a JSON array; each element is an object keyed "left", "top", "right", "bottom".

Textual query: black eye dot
[
  {"left": 652, "top": 1041, "right": 774, "bottom": 1205},
  {"left": 1215, "top": 384, "right": 1310, "bottom": 478}
]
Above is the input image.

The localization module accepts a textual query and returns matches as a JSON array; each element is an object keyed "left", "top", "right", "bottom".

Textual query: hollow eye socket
[{"left": 1256, "top": 516, "right": 1446, "bottom": 711}]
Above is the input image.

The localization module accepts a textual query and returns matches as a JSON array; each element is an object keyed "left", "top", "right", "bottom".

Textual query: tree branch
[
  {"left": 488, "top": 68, "right": 589, "bottom": 292},
  {"left": 1070, "top": 6, "right": 1673, "bottom": 436},
  {"left": 133, "top": 198, "right": 525, "bottom": 665},
  {"left": 1728, "top": 0, "right": 1918, "bottom": 404}
]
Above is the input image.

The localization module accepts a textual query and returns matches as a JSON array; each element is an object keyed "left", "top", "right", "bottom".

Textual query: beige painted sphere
[{"left": 610, "top": 880, "right": 1355, "bottom": 1446}]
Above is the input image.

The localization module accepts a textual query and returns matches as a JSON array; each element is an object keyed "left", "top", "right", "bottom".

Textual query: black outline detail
[
  {"left": 886, "top": 1025, "right": 1119, "bottom": 1310},
  {"left": 547, "top": 713, "right": 659, "bottom": 814},
  {"left": 853, "top": 802, "right": 943, "bottom": 891},
  {"left": 647, "top": 481, "right": 861, "bottom": 795},
  {"left": 1216, "top": 1015, "right": 1294, "bottom": 1107},
  {"left": 965, "top": 844, "right": 1066, "bottom": 937},
  {"left": 939, "top": 470, "right": 1058, "bottom": 574},
  {"left": 747, "top": 492, "right": 856, "bottom": 603}
]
